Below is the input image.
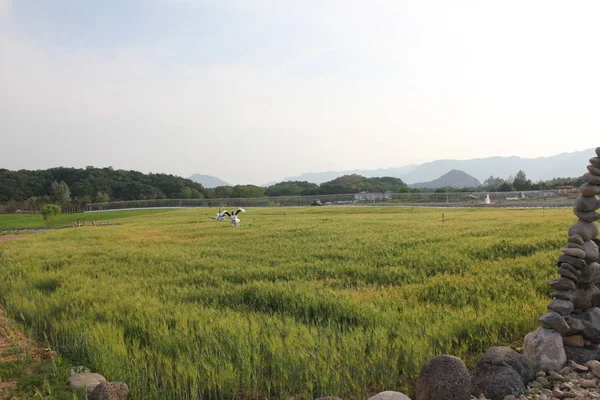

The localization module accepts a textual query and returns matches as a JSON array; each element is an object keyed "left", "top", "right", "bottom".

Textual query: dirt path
[{"left": 0, "top": 235, "right": 31, "bottom": 244}]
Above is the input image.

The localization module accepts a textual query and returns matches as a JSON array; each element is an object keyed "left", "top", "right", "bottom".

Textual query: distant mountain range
[
  {"left": 411, "top": 170, "right": 481, "bottom": 189},
  {"left": 283, "top": 148, "right": 594, "bottom": 185},
  {"left": 188, "top": 174, "right": 231, "bottom": 188}
]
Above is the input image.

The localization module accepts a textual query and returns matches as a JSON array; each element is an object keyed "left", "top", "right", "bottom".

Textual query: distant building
[
  {"left": 354, "top": 191, "right": 392, "bottom": 201},
  {"left": 556, "top": 186, "right": 577, "bottom": 195}
]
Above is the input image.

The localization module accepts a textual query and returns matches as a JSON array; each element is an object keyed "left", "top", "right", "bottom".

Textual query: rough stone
[
  {"left": 591, "top": 157, "right": 600, "bottom": 168},
  {"left": 583, "top": 172, "right": 600, "bottom": 185},
  {"left": 580, "top": 184, "right": 600, "bottom": 197},
  {"left": 584, "top": 360, "right": 600, "bottom": 378},
  {"left": 572, "top": 286, "right": 600, "bottom": 311},
  {"left": 563, "top": 344, "right": 600, "bottom": 364},
  {"left": 551, "top": 290, "right": 575, "bottom": 302},
  {"left": 561, "top": 247, "right": 587, "bottom": 259},
  {"left": 471, "top": 362, "right": 524, "bottom": 400},
  {"left": 474, "top": 347, "right": 534, "bottom": 385},
  {"left": 584, "top": 241, "right": 599, "bottom": 263},
  {"left": 566, "top": 242, "right": 585, "bottom": 251},
  {"left": 569, "top": 234, "right": 586, "bottom": 246},
  {"left": 576, "top": 195, "right": 600, "bottom": 212},
  {"left": 68, "top": 368, "right": 107, "bottom": 393},
  {"left": 550, "top": 278, "right": 576, "bottom": 291},
  {"left": 596, "top": 147, "right": 600, "bottom": 158},
  {"left": 569, "top": 221, "right": 599, "bottom": 243},
  {"left": 562, "top": 335, "right": 585, "bottom": 347},
  {"left": 89, "top": 382, "right": 128, "bottom": 400},
  {"left": 548, "top": 299, "right": 574, "bottom": 315},
  {"left": 523, "top": 327, "right": 567, "bottom": 371},
  {"left": 557, "top": 267, "right": 579, "bottom": 281},
  {"left": 590, "top": 263, "right": 600, "bottom": 284},
  {"left": 588, "top": 165, "right": 600, "bottom": 177},
  {"left": 367, "top": 391, "right": 411, "bottom": 400},
  {"left": 558, "top": 254, "right": 587, "bottom": 269},
  {"left": 539, "top": 312, "right": 571, "bottom": 335},
  {"left": 565, "top": 308, "right": 600, "bottom": 342},
  {"left": 415, "top": 355, "right": 470, "bottom": 400},
  {"left": 574, "top": 209, "right": 600, "bottom": 222}
]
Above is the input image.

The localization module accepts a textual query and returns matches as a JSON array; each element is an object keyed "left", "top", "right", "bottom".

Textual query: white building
[{"left": 354, "top": 191, "right": 392, "bottom": 201}]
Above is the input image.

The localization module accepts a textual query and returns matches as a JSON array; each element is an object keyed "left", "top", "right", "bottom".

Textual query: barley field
[{"left": 0, "top": 207, "right": 573, "bottom": 399}]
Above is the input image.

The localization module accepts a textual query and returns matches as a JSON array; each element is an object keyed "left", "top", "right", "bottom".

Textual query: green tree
[
  {"left": 40, "top": 204, "right": 61, "bottom": 227},
  {"left": 512, "top": 170, "right": 533, "bottom": 191},
  {"left": 94, "top": 191, "right": 110, "bottom": 203},
  {"left": 51, "top": 181, "right": 71, "bottom": 205},
  {"left": 179, "top": 187, "right": 193, "bottom": 199}
]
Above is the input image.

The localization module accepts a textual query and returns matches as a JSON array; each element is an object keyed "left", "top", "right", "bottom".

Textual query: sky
[{"left": 1, "top": 0, "right": 600, "bottom": 185}]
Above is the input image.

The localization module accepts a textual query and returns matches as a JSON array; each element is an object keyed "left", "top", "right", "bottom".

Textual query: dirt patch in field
[
  {"left": 0, "top": 235, "right": 31, "bottom": 244},
  {"left": 0, "top": 305, "right": 57, "bottom": 399}
]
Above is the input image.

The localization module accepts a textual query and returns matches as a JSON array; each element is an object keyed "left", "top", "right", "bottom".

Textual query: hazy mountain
[
  {"left": 411, "top": 170, "right": 481, "bottom": 189},
  {"left": 283, "top": 165, "right": 419, "bottom": 185},
  {"left": 188, "top": 174, "right": 231, "bottom": 188},
  {"left": 280, "top": 149, "right": 594, "bottom": 185}
]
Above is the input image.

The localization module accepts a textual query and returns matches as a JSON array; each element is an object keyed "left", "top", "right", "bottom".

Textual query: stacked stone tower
[{"left": 538, "top": 148, "right": 600, "bottom": 350}]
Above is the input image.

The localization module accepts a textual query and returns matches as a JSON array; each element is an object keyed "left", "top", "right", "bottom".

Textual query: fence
[{"left": 83, "top": 190, "right": 576, "bottom": 212}]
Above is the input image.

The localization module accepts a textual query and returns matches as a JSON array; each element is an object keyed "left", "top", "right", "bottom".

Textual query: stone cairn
[{"left": 529, "top": 147, "right": 600, "bottom": 366}]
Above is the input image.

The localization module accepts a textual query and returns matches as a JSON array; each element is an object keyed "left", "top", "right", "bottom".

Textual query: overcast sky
[{"left": 1, "top": 0, "right": 599, "bottom": 185}]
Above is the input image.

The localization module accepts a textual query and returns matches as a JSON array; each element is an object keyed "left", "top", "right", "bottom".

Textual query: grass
[{"left": 0, "top": 206, "right": 573, "bottom": 399}]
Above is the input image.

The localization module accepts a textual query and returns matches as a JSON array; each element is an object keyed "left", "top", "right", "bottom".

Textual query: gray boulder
[
  {"left": 68, "top": 368, "right": 106, "bottom": 393},
  {"left": 474, "top": 346, "right": 533, "bottom": 385},
  {"left": 367, "top": 391, "right": 411, "bottom": 400},
  {"left": 568, "top": 221, "right": 599, "bottom": 242},
  {"left": 523, "top": 327, "right": 566, "bottom": 371},
  {"left": 415, "top": 355, "right": 470, "bottom": 400},
  {"left": 470, "top": 362, "right": 525, "bottom": 400},
  {"left": 89, "top": 381, "right": 128, "bottom": 400},
  {"left": 564, "top": 344, "right": 600, "bottom": 364}
]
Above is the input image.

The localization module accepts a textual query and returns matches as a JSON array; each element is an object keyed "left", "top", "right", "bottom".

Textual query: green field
[{"left": 0, "top": 207, "right": 572, "bottom": 399}]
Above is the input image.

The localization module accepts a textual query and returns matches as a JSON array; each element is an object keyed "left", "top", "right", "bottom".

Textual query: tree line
[{"left": 0, "top": 167, "right": 584, "bottom": 211}]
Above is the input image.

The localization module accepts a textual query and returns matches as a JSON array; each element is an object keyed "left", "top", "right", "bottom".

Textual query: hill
[
  {"left": 188, "top": 174, "right": 231, "bottom": 188},
  {"left": 411, "top": 170, "right": 481, "bottom": 189},
  {"left": 278, "top": 148, "right": 593, "bottom": 185}
]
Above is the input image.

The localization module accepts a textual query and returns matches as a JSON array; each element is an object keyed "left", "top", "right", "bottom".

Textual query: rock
[
  {"left": 584, "top": 241, "right": 599, "bottom": 263},
  {"left": 550, "top": 290, "right": 575, "bottom": 302},
  {"left": 550, "top": 278, "right": 576, "bottom": 291},
  {"left": 548, "top": 299, "right": 574, "bottom": 315},
  {"left": 580, "top": 378, "right": 597, "bottom": 388},
  {"left": 89, "top": 382, "right": 129, "bottom": 400},
  {"left": 571, "top": 361, "right": 589, "bottom": 372},
  {"left": 471, "top": 362, "right": 525, "bottom": 400},
  {"left": 584, "top": 360, "right": 600, "bottom": 378},
  {"left": 589, "top": 262, "right": 600, "bottom": 284},
  {"left": 367, "top": 391, "right": 411, "bottom": 400},
  {"left": 596, "top": 147, "right": 600, "bottom": 158},
  {"left": 570, "top": 234, "right": 586, "bottom": 246},
  {"left": 569, "top": 221, "right": 599, "bottom": 242},
  {"left": 561, "top": 247, "right": 587, "bottom": 259},
  {"left": 572, "top": 286, "right": 600, "bottom": 312},
  {"left": 557, "top": 267, "right": 579, "bottom": 281},
  {"left": 558, "top": 254, "right": 587, "bottom": 269},
  {"left": 580, "top": 184, "right": 600, "bottom": 197},
  {"left": 415, "top": 355, "right": 470, "bottom": 400},
  {"left": 566, "top": 242, "right": 585, "bottom": 250},
  {"left": 474, "top": 347, "right": 534, "bottom": 385},
  {"left": 583, "top": 173, "right": 600, "bottom": 185},
  {"left": 588, "top": 165, "right": 600, "bottom": 177},
  {"left": 523, "top": 327, "right": 567, "bottom": 371},
  {"left": 591, "top": 157, "right": 600, "bottom": 168},
  {"left": 563, "top": 343, "right": 600, "bottom": 364},
  {"left": 576, "top": 195, "right": 600, "bottom": 212},
  {"left": 574, "top": 209, "right": 600, "bottom": 222},
  {"left": 68, "top": 368, "right": 107, "bottom": 393},
  {"left": 539, "top": 312, "right": 571, "bottom": 335},
  {"left": 562, "top": 335, "right": 585, "bottom": 347}
]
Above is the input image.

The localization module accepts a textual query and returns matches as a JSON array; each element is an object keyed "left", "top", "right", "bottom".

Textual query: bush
[{"left": 40, "top": 204, "right": 61, "bottom": 227}]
